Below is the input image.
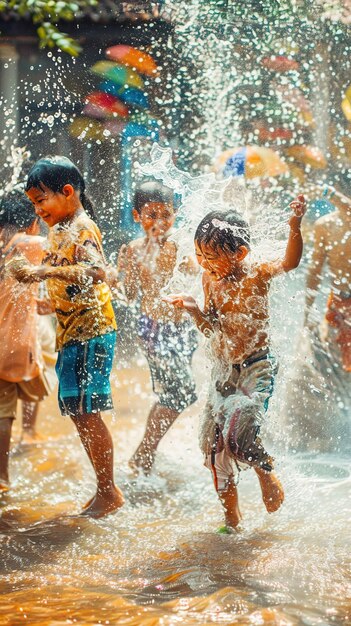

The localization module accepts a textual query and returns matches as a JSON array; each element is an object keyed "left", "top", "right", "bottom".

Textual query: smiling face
[
  {"left": 194, "top": 240, "right": 248, "bottom": 280},
  {"left": 26, "top": 184, "right": 77, "bottom": 227},
  {"left": 133, "top": 202, "right": 175, "bottom": 238}
]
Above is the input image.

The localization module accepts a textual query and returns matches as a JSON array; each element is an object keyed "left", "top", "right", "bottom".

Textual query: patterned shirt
[{"left": 44, "top": 212, "right": 116, "bottom": 350}]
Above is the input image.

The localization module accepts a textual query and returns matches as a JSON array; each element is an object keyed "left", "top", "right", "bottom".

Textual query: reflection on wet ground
[{"left": 0, "top": 363, "right": 350, "bottom": 625}]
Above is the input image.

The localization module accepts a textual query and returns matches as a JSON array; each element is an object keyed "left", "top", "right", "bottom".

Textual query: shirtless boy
[
  {"left": 165, "top": 195, "right": 306, "bottom": 529},
  {"left": 119, "top": 182, "right": 198, "bottom": 474},
  {"left": 305, "top": 183, "right": 351, "bottom": 372}
]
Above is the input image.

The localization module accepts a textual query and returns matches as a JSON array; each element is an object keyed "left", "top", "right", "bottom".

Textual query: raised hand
[
  {"left": 162, "top": 293, "right": 198, "bottom": 311},
  {"left": 289, "top": 194, "right": 307, "bottom": 218}
]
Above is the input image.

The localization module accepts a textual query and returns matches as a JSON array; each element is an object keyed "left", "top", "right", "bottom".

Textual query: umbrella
[
  {"left": 91, "top": 61, "right": 144, "bottom": 90},
  {"left": 261, "top": 56, "right": 299, "bottom": 72},
  {"left": 254, "top": 121, "right": 293, "bottom": 141},
  {"left": 286, "top": 145, "right": 327, "bottom": 169},
  {"left": 216, "top": 146, "right": 288, "bottom": 179},
  {"left": 106, "top": 45, "right": 158, "bottom": 77},
  {"left": 70, "top": 117, "right": 106, "bottom": 141},
  {"left": 99, "top": 80, "right": 149, "bottom": 109},
  {"left": 84, "top": 92, "right": 129, "bottom": 118},
  {"left": 274, "top": 84, "right": 311, "bottom": 112}
]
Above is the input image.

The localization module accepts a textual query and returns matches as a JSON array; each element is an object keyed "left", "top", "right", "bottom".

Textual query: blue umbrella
[{"left": 99, "top": 80, "right": 149, "bottom": 109}]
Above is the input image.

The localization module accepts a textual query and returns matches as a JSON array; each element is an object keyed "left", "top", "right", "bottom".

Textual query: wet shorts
[
  {"left": 200, "top": 350, "right": 277, "bottom": 492},
  {"left": 0, "top": 377, "right": 47, "bottom": 419},
  {"left": 138, "top": 315, "right": 198, "bottom": 413},
  {"left": 55, "top": 331, "right": 116, "bottom": 416}
]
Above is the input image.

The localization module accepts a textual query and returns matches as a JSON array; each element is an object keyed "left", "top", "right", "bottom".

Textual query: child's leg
[
  {"left": 21, "top": 401, "right": 40, "bottom": 443},
  {"left": 70, "top": 411, "right": 124, "bottom": 518},
  {"left": 129, "top": 402, "right": 179, "bottom": 474},
  {"left": 254, "top": 467, "right": 284, "bottom": 513},
  {"left": 204, "top": 435, "right": 242, "bottom": 530},
  {"left": 0, "top": 418, "right": 13, "bottom": 490},
  {"left": 218, "top": 479, "right": 242, "bottom": 529}
]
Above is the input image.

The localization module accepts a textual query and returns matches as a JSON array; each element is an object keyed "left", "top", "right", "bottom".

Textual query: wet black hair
[
  {"left": 0, "top": 188, "right": 37, "bottom": 230},
  {"left": 133, "top": 181, "right": 174, "bottom": 215},
  {"left": 195, "top": 210, "right": 250, "bottom": 253},
  {"left": 25, "top": 156, "right": 96, "bottom": 220}
]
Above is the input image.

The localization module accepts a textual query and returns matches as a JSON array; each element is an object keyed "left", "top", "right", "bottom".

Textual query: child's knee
[{"left": 204, "top": 449, "right": 238, "bottom": 494}]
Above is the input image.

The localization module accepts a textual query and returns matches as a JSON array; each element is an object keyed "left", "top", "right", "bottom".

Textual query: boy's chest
[
  {"left": 137, "top": 242, "right": 177, "bottom": 280},
  {"left": 209, "top": 277, "right": 269, "bottom": 317}
]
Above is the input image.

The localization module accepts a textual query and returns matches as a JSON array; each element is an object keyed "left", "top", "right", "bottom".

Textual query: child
[
  {"left": 165, "top": 195, "right": 306, "bottom": 529},
  {"left": 13, "top": 156, "right": 124, "bottom": 518},
  {"left": 119, "top": 182, "right": 198, "bottom": 474},
  {"left": 305, "top": 183, "right": 351, "bottom": 371},
  {"left": 0, "top": 189, "right": 51, "bottom": 490},
  {"left": 281, "top": 181, "right": 350, "bottom": 452}
]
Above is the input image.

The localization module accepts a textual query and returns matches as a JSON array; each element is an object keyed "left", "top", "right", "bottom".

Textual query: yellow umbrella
[
  {"left": 286, "top": 145, "right": 327, "bottom": 169},
  {"left": 70, "top": 118, "right": 106, "bottom": 141}
]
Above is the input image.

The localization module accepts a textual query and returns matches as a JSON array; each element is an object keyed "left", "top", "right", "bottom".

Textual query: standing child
[
  {"left": 165, "top": 195, "right": 306, "bottom": 530},
  {"left": 14, "top": 156, "right": 124, "bottom": 518},
  {"left": 119, "top": 182, "right": 198, "bottom": 474},
  {"left": 0, "top": 189, "right": 51, "bottom": 490}
]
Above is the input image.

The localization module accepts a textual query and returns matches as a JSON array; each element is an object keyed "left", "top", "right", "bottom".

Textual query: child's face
[
  {"left": 26, "top": 184, "right": 75, "bottom": 227},
  {"left": 133, "top": 202, "right": 175, "bottom": 238},
  {"left": 195, "top": 240, "right": 246, "bottom": 280}
]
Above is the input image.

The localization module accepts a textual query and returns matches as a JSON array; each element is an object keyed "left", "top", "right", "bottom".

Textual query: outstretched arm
[
  {"left": 163, "top": 293, "right": 214, "bottom": 335},
  {"left": 11, "top": 262, "right": 106, "bottom": 285},
  {"left": 163, "top": 273, "right": 215, "bottom": 336},
  {"left": 281, "top": 194, "right": 306, "bottom": 272},
  {"left": 261, "top": 194, "right": 307, "bottom": 277}
]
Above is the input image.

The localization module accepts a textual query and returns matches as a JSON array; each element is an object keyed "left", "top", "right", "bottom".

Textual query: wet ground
[{"left": 1, "top": 343, "right": 350, "bottom": 626}]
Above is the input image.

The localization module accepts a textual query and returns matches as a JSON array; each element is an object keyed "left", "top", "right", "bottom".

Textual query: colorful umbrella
[
  {"left": 274, "top": 84, "right": 311, "bottom": 112},
  {"left": 99, "top": 80, "right": 149, "bottom": 109},
  {"left": 84, "top": 92, "right": 129, "bottom": 118},
  {"left": 91, "top": 61, "right": 144, "bottom": 90},
  {"left": 254, "top": 121, "right": 293, "bottom": 142},
  {"left": 261, "top": 56, "right": 299, "bottom": 72},
  {"left": 106, "top": 45, "right": 158, "bottom": 77},
  {"left": 103, "top": 119, "right": 127, "bottom": 137},
  {"left": 286, "top": 145, "right": 327, "bottom": 169},
  {"left": 216, "top": 146, "right": 288, "bottom": 179},
  {"left": 70, "top": 117, "right": 106, "bottom": 141}
]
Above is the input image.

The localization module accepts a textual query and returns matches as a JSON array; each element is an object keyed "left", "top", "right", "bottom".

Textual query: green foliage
[{"left": 0, "top": 0, "right": 97, "bottom": 56}]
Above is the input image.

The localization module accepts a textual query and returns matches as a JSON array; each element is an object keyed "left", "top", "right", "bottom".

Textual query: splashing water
[{"left": 0, "top": 2, "right": 350, "bottom": 624}]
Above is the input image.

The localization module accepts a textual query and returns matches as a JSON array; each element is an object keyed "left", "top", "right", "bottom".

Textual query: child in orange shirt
[
  {"left": 13, "top": 156, "right": 124, "bottom": 518},
  {"left": 0, "top": 189, "right": 50, "bottom": 491}
]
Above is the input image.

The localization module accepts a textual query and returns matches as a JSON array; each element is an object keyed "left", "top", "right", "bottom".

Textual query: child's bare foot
[
  {"left": 20, "top": 430, "right": 44, "bottom": 445},
  {"left": 82, "top": 496, "right": 94, "bottom": 510},
  {"left": 220, "top": 481, "right": 242, "bottom": 529},
  {"left": 225, "top": 507, "right": 242, "bottom": 529},
  {"left": 80, "top": 487, "right": 125, "bottom": 518},
  {"left": 0, "top": 479, "right": 10, "bottom": 494},
  {"left": 255, "top": 468, "right": 284, "bottom": 513},
  {"left": 128, "top": 451, "right": 154, "bottom": 476}
]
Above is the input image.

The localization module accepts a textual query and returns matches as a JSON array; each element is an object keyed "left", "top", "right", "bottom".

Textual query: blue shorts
[
  {"left": 55, "top": 331, "right": 116, "bottom": 416},
  {"left": 138, "top": 315, "right": 198, "bottom": 413}
]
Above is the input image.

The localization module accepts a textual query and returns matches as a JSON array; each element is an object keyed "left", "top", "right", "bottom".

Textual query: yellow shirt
[{"left": 44, "top": 212, "right": 116, "bottom": 350}]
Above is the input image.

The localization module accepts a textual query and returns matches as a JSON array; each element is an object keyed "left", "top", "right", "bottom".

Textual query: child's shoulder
[
  {"left": 126, "top": 237, "right": 146, "bottom": 251},
  {"left": 75, "top": 212, "right": 100, "bottom": 233},
  {"left": 314, "top": 211, "right": 338, "bottom": 230}
]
